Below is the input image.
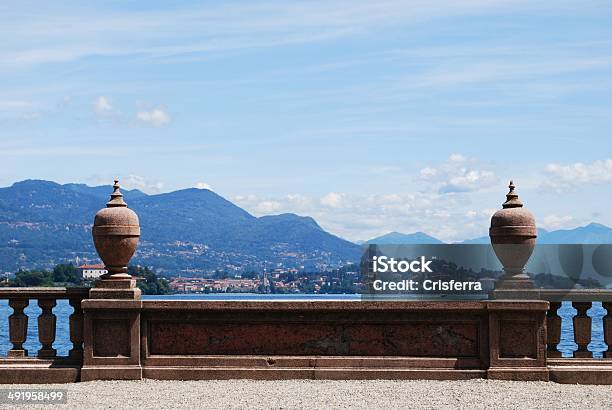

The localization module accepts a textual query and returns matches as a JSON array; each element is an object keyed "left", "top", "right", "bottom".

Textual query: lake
[{"left": 0, "top": 294, "right": 606, "bottom": 358}]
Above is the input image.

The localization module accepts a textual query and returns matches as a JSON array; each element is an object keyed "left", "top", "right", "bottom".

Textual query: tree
[
  {"left": 52, "top": 264, "right": 81, "bottom": 284},
  {"left": 6, "top": 264, "right": 172, "bottom": 293},
  {"left": 11, "top": 269, "right": 54, "bottom": 287},
  {"left": 128, "top": 265, "right": 171, "bottom": 295}
]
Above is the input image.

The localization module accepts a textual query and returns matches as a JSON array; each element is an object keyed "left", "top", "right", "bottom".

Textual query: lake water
[{"left": 0, "top": 295, "right": 607, "bottom": 358}]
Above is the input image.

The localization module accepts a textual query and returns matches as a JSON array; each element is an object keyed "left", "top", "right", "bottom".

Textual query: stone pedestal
[
  {"left": 81, "top": 300, "right": 142, "bottom": 381},
  {"left": 82, "top": 277, "right": 142, "bottom": 380},
  {"left": 486, "top": 300, "right": 549, "bottom": 381},
  {"left": 81, "top": 180, "right": 143, "bottom": 381}
]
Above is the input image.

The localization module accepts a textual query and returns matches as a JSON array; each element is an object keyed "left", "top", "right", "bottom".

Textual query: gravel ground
[{"left": 0, "top": 379, "right": 610, "bottom": 409}]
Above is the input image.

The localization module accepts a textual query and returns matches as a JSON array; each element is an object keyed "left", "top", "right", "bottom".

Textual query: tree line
[{"left": 4, "top": 264, "right": 171, "bottom": 295}]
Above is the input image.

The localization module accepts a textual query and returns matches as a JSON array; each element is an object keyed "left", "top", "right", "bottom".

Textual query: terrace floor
[{"left": 2, "top": 379, "right": 610, "bottom": 409}]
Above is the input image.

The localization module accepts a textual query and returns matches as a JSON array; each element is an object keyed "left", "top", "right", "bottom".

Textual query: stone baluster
[
  {"left": 604, "top": 302, "right": 611, "bottom": 358},
  {"left": 68, "top": 298, "right": 84, "bottom": 361},
  {"left": 546, "top": 301, "right": 562, "bottom": 358},
  {"left": 572, "top": 302, "right": 592, "bottom": 358},
  {"left": 37, "top": 299, "right": 57, "bottom": 358},
  {"left": 8, "top": 299, "right": 29, "bottom": 357}
]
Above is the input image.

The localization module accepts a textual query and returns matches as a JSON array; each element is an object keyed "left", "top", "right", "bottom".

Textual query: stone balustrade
[
  {"left": 0, "top": 287, "right": 90, "bottom": 383},
  {"left": 78, "top": 299, "right": 550, "bottom": 382},
  {"left": 0, "top": 288, "right": 610, "bottom": 384},
  {"left": 537, "top": 289, "right": 612, "bottom": 384},
  {"left": 539, "top": 290, "right": 611, "bottom": 359}
]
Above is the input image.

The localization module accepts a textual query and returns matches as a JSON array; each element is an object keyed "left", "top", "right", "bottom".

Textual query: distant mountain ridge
[
  {"left": 460, "top": 223, "right": 612, "bottom": 244},
  {"left": 2, "top": 180, "right": 611, "bottom": 275},
  {"left": 365, "top": 223, "right": 612, "bottom": 245},
  {"left": 0, "top": 180, "right": 360, "bottom": 274},
  {"left": 363, "top": 231, "right": 443, "bottom": 245}
]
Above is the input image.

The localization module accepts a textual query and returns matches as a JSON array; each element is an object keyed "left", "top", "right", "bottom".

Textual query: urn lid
[
  {"left": 501, "top": 180, "right": 522, "bottom": 208},
  {"left": 490, "top": 181, "right": 536, "bottom": 234},
  {"left": 93, "top": 180, "right": 139, "bottom": 227},
  {"left": 107, "top": 179, "right": 128, "bottom": 207}
]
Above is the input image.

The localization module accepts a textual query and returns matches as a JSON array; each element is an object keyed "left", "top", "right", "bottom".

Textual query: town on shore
[
  {"left": 3, "top": 258, "right": 596, "bottom": 296},
  {"left": 2, "top": 263, "right": 362, "bottom": 295}
]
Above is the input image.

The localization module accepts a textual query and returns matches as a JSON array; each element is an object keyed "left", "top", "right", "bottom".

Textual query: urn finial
[
  {"left": 502, "top": 180, "right": 523, "bottom": 208},
  {"left": 107, "top": 179, "right": 127, "bottom": 208},
  {"left": 489, "top": 180, "right": 537, "bottom": 291},
  {"left": 91, "top": 180, "right": 141, "bottom": 298}
]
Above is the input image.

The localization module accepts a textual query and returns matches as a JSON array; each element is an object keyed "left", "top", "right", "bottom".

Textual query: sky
[{"left": 1, "top": 1, "right": 612, "bottom": 243}]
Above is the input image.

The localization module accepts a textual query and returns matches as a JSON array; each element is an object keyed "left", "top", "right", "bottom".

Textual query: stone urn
[
  {"left": 92, "top": 180, "right": 140, "bottom": 280},
  {"left": 489, "top": 181, "right": 537, "bottom": 289}
]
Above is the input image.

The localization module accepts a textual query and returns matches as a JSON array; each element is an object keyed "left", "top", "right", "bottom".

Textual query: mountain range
[
  {"left": 1, "top": 180, "right": 610, "bottom": 275},
  {"left": 365, "top": 223, "right": 612, "bottom": 245},
  {"left": 362, "top": 231, "right": 443, "bottom": 245},
  {"left": 459, "top": 223, "right": 612, "bottom": 244},
  {"left": 0, "top": 180, "right": 360, "bottom": 274}
]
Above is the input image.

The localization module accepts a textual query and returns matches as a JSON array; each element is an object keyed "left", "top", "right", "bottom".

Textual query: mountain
[
  {"left": 460, "top": 235, "right": 492, "bottom": 244},
  {"left": 462, "top": 223, "right": 612, "bottom": 244},
  {"left": 0, "top": 180, "right": 360, "bottom": 274},
  {"left": 364, "top": 231, "right": 444, "bottom": 245},
  {"left": 537, "top": 223, "right": 612, "bottom": 244},
  {"left": 63, "top": 183, "right": 147, "bottom": 202},
  {"left": 3, "top": 180, "right": 611, "bottom": 275},
  {"left": 363, "top": 223, "right": 612, "bottom": 246}
]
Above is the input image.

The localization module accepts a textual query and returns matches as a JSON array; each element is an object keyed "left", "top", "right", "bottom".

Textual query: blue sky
[{"left": 1, "top": 1, "right": 612, "bottom": 242}]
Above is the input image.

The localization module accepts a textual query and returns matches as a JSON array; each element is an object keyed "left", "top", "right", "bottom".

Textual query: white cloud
[
  {"left": 419, "top": 154, "right": 497, "bottom": 193},
  {"left": 195, "top": 182, "right": 212, "bottom": 190},
  {"left": 0, "top": 100, "right": 42, "bottom": 122},
  {"left": 233, "top": 194, "right": 258, "bottom": 203},
  {"left": 230, "top": 155, "right": 513, "bottom": 242},
  {"left": 320, "top": 192, "right": 345, "bottom": 208},
  {"left": 136, "top": 108, "right": 170, "bottom": 127},
  {"left": 544, "top": 159, "right": 612, "bottom": 187},
  {"left": 0, "top": 100, "right": 33, "bottom": 111},
  {"left": 122, "top": 174, "right": 164, "bottom": 194},
  {"left": 419, "top": 167, "right": 438, "bottom": 178},
  {"left": 94, "top": 96, "right": 113, "bottom": 114},
  {"left": 232, "top": 190, "right": 491, "bottom": 243},
  {"left": 540, "top": 214, "right": 575, "bottom": 230},
  {"left": 465, "top": 208, "right": 497, "bottom": 219},
  {"left": 255, "top": 200, "right": 282, "bottom": 214}
]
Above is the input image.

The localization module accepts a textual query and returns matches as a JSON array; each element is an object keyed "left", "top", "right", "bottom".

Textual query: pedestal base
[
  {"left": 491, "top": 289, "right": 541, "bottom": 300},
  {"left": 81, "top": 365, "right": 142, "bottom": 381},
  {"left": 7, "top": 350, "right": 27, "bottom": 358},
  {"left": 90, "top": 278, "right": 141, "bottom": 299},
  {"left": 37, "top": 348, "right": 57, "bottom": 359},
  {"left": 492, "top": 269, "right": 536, "bottom": 298},
  {"left": 488, "top": 367, "right": 549, "bottom": 381}
]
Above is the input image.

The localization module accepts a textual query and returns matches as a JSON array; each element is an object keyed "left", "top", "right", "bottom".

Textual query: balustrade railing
[
  {"left": 539, "top": 290, "right": 611, "bottom": 360},
  {"left": 0, "top": 288, "right": 89, "bottom": 361}
]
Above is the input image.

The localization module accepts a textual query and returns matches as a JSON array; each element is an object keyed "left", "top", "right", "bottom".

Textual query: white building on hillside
[{"left": 79, "top": 264, "right": 107, "bottom": 279}]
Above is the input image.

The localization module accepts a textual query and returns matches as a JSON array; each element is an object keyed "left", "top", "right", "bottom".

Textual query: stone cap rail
[
  {"left": 537, "top": 289, "right": 612, "bottom": 302},
  {"left": 137, "top": 300, "right": 548, "bottom": 311},
  {"left": 0, "top": 287, "right": 90, "bottom": 299}
]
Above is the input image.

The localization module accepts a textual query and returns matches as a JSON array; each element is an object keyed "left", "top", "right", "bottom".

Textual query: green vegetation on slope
[{"left": 3, "top": 263, "right": 172, "bottom": 295}]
